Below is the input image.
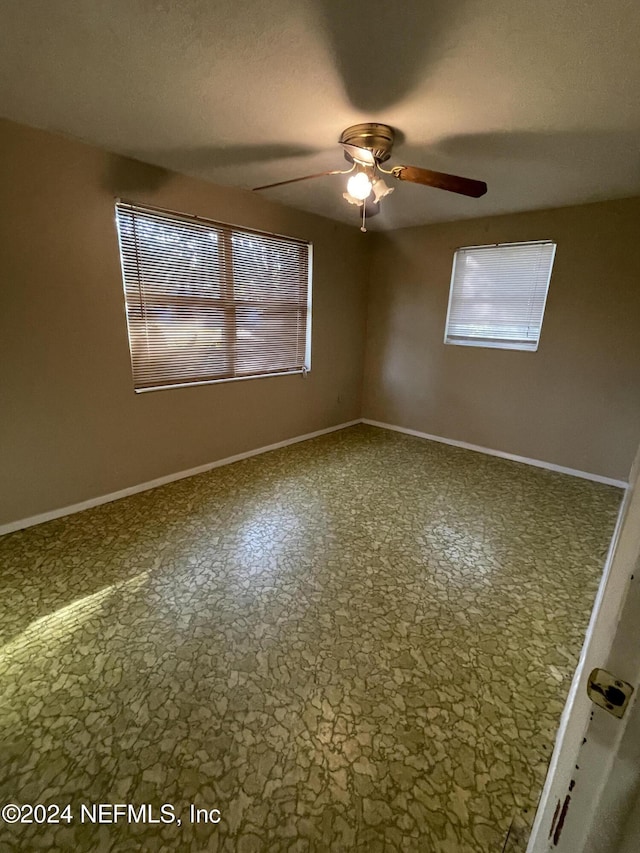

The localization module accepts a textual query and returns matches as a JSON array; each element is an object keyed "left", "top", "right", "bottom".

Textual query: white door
[{"left": 527, "top": 444, "right": 640, "bottom": 851}]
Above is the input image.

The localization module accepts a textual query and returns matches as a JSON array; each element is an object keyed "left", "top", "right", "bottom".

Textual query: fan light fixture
[
  {"left": 253, "top": 123, "right": 488, "bottom": 234},
  {"left": 342, "top": 192, "right": 361, "bottom": 206},
  {"left": 346, "top": 171, "right": 372, "bottom": 201},
  {"left": 372, "top": 178, "right": 393, "bottom": 203}
]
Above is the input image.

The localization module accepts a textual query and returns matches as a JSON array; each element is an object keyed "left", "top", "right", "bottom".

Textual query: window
[
  {"left": 115, "top": 201, "right": 312, "bottom": 392},
  {"left": 444, "top": 240, "right": 556, "bottom": 351}
]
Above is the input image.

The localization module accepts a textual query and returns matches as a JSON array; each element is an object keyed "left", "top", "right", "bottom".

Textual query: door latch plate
[{"left": 587, "top": 668, "right": 634, "bottom": 719}]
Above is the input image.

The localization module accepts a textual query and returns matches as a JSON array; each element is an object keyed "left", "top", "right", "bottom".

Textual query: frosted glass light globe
[{"left": 347, "top": 172, "right": 372, "bottom": 201}]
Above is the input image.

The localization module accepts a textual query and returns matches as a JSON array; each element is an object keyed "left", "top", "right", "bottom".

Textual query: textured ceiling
[{"left": 1, "top": 0, "right": 640, "bottom": 230}]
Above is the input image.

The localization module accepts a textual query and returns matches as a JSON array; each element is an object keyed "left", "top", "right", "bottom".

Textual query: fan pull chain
[{"left": 361, "top": 201, "right": 367, "bottom": 233}]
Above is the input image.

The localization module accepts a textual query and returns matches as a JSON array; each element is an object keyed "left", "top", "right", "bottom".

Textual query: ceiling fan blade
[
  {"left": 392, "top": 165, "right": 487, "bottom": 197},
  {"left": 340, "top": 142, "right": 376, "bottom": 166},
  {"left": 253, "top": 169, "right": 347, "bottom": 191}
]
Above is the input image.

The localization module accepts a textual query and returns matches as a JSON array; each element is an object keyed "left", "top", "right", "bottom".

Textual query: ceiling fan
[{"left": 253, "top": 123, "right": 487, "bottom": 231}]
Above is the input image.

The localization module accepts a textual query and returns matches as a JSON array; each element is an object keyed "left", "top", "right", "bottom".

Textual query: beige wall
[
  {"left": 363, "top": 198, "right": 640, "bottom": 482},
  {"left": 0, "top": 119, "right": 368, "bottom": 525},
  {"left": 2, "top": 117, "right": 638, "bottom": 528}
]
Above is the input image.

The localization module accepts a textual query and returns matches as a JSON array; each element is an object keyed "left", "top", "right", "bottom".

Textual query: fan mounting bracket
[{"left": 339, "top": 123, "right": 395, "bottom": 163}]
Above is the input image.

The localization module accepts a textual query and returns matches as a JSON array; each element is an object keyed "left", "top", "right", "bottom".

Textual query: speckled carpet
[{"left": 0, "top": 425, "right": 621, "bottom": 852}]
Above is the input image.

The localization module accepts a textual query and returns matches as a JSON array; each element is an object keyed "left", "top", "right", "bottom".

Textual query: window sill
[
  {"left": 444, "top": 338, "right": 539, "bottom": 352},
  {"left": 134, "top": 368, "right": 310, "bottom": 394}
]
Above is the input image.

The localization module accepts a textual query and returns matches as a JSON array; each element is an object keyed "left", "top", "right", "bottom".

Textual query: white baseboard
[
  {"left": 361, "top": 419, "right": 628, "bottom": 489},
  {"left": 0, "top": 420, "right": 361, "bottom": 537},
  {"left": 2, "top": 416, "right": 626, "bottom": 537}
]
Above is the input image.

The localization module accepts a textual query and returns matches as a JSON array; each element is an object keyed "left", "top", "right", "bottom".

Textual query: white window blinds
[
  {"left": 444, "top": 241, "right": 556, "bottom": 351},
  {"left": 115, "top": 202, "right": 312, "bottom": 391}
]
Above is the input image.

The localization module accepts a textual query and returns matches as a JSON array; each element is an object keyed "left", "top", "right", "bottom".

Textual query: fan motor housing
[{"left": 339, "top": 123, "right": 395, "bottom": 163}]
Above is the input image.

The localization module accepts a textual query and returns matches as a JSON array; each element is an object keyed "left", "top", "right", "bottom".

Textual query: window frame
[
  {"left": 443, "top": 240, "right": 556, "bottom": 352},
  {"left": 114, "top": 200, "right": 313, "bottom": 393}
]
